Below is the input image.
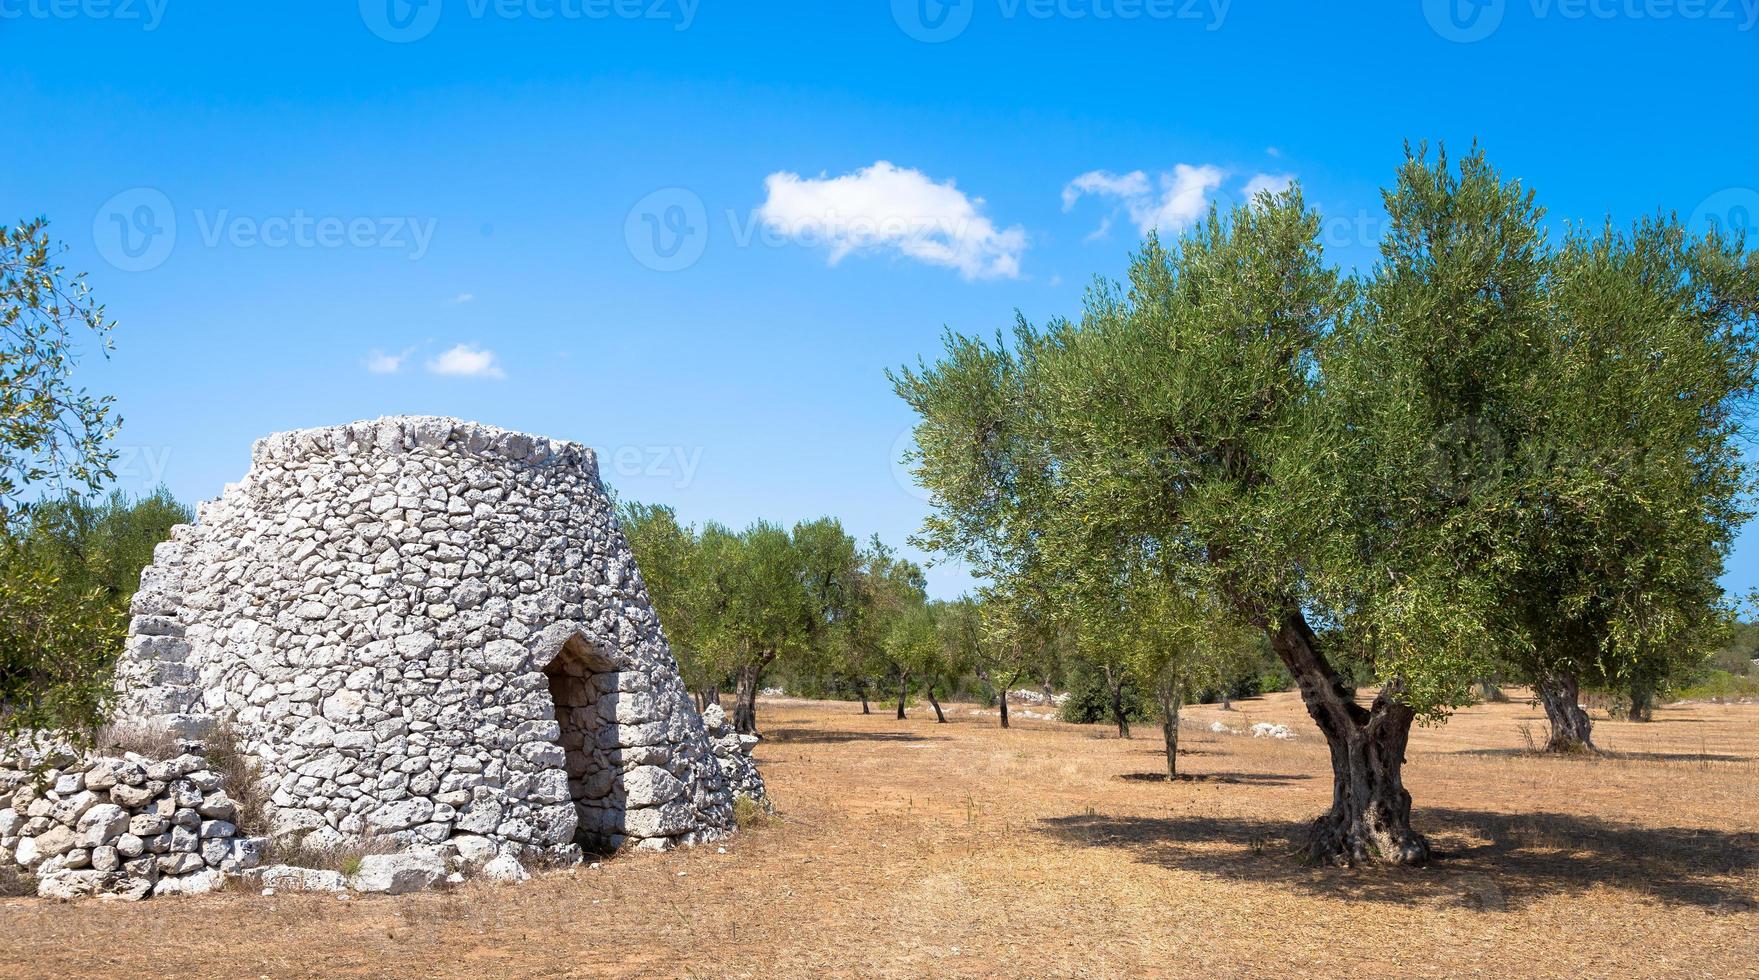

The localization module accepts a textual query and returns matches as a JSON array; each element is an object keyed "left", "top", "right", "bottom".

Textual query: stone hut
[{"left": 113, "top": 416, "right": 758, "bottom": 862}]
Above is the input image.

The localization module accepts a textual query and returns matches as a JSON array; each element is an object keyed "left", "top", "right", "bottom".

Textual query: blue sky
[{"left": 2, "top": 1, "right": 1757, "bottom": 599}]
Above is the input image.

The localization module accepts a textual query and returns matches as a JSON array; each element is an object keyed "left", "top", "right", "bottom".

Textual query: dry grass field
[{"left": 2, "top": 691, "right": 1756, "bottom": 978}]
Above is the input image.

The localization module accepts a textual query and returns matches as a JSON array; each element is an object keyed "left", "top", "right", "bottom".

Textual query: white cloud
[
  {"left": 451, "top": 292, "right": 475, "bottom": 304},
  {"left": 1243, "top": 172, "right": 1295, "bottom": 200},
  {"left": 757, "top": 161, "right": 1027, "bottom": 280},
  {"left": 426, "top": 343, "right": 506, "bottom": 380},
  {"left": 364, "top": 348, "right": 412, "bottom": 374},
  {"left": 1266, "top": 146, "right": 1283, "bottom": 158},
  {"left": 1061, "top": 170, "right": 1150, "bottom": 211},
  {"left": 1064, "top": 165, "right": 1302, "bottom": 239},
  {"left": 1062, "top": 164, "right": 1227, "bottom": 238}
]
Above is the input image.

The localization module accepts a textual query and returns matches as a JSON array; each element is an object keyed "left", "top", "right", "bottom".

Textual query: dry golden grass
[{"left": 2, "top": 691, "right": 1755, "bottom": 978}]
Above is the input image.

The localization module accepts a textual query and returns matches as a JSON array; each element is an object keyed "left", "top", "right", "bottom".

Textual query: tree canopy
[{"left": 891, "top": 146, "right": 1758, "bottom": 864}]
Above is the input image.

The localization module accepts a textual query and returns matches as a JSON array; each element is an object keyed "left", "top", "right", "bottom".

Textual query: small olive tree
[{"left": 1, "top": 219, "right": 125, "bottom": 741}]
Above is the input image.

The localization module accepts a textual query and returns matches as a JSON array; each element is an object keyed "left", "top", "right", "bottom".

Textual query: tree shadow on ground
[
  {"left": 1117, "top": 771, "right": 1314, "bottom": 785},
  {"left": 1134, "top": 747, "right": 1217, "bottom": 757},
  {"left": 761, "top": 728, "right": 948, "bottom": 745},
  {"left": 1447, "top": 747, "right": 1750, "bottom": 763},
  {"left": 1039, "top": 808, "right": 1759, "bottom": 912}
]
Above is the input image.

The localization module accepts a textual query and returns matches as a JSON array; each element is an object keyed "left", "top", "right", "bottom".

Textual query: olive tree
[
  {"left": 1, "top": 219, "right": 119, "bottom": 531},
  {"left": 619, "top": 502, "right": 725, "bottom": 709},
  {"left": 1496, "top": 218, "right": 1754, "bottom": 747},
  {"left": 895, "top": 185, "right": 1449, "bottom": 864},
  {"left": 1, "top": 219, "right": 125, "bottom": 740},
  {"left": 896, "top": 150, "right": 1757, "bottom": 862},
  {"left": 715, "top": 518, "right": 860, "bottom": 735},
  {"left": 940, "top": 589, "right": 1055, "bottom": 729}
]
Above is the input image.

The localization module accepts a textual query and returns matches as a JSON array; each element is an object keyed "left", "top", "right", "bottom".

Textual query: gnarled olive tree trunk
[
  {"left": 1269, "top": 612, "right": 1429, "bottom": 866},
  {"left": 733, "top": 656, "right": 774, "bottom": 735},
  {"left": 1537, "top": 672, "right": 1595, "bottom": 751},
  {"left": 895, "top": 671, "right": 909, "bottom": 720}
]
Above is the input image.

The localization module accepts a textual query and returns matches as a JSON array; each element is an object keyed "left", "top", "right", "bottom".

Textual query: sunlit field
[{"left": 5, "top": 691, "right": 1754, "bottom": 979}]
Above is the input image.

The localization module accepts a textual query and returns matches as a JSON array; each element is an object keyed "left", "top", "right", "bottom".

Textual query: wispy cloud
[
  {"left": 1243, "top": 172, "right": 1296, "bottom": 200},
  {"left": 757, "top": 160, "right": 1027, "bottom": 280},
  {"left": 1064, "top": 164, "right": 1300, "bottom": 239},
  {"left": 364, "top": 348, "right": 414, "bottom": 374},
  {"left": 1063, "top": 164, "right": 1226, "bottom": 237},
  {"left": 426, "top": 343, "right": 506, "bottom": 380},
  {"left": 451, "top": 292, "right": 474, "bottom": 304}
]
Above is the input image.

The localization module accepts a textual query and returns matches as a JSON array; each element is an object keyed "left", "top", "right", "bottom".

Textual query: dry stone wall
[
  {"left": 0, "top": 743, "right": 263, "bottom": 900},
  {"left": 112, "top": 416, "right": 761, "bottom": 868}
]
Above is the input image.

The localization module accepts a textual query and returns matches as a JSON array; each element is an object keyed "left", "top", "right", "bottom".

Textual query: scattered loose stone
[
  {"left": 349, "top": 852, "right": 448, "bottom": 895},
  {"left": 482, "top": 854, "right": 529, "bottom": 884},
  {"left": 250, "top": 865, "right": 348, "bottom": 893}
]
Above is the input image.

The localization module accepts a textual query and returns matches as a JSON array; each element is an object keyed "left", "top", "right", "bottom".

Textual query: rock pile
[
  {"left": 1206, "top": 720, "right": 1297, "bottom": 741},
  {"left": 1, "top": 743, "right": 263, "bottom": 900},
  {"left": 1007, "top": 689, "right": 1069, "bottom": 708},
  {"left": 700, "top": 705, "right": 764, "bottom": 802}
]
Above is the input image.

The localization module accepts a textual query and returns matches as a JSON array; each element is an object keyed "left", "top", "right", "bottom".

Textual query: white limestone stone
[
  {"left": 250, "top": 864, "right": 348, "bottom": 892},
  {"left": 482, "top": 854, "right": 529, "bottom": 884},
  {"left": 349, "top": 852, "right": 447, "bottom": 895}
]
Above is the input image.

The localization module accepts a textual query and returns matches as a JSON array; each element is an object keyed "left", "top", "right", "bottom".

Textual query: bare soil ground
[{"left": 2, "top": 691, "right": 1756, "bottom": 978}]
